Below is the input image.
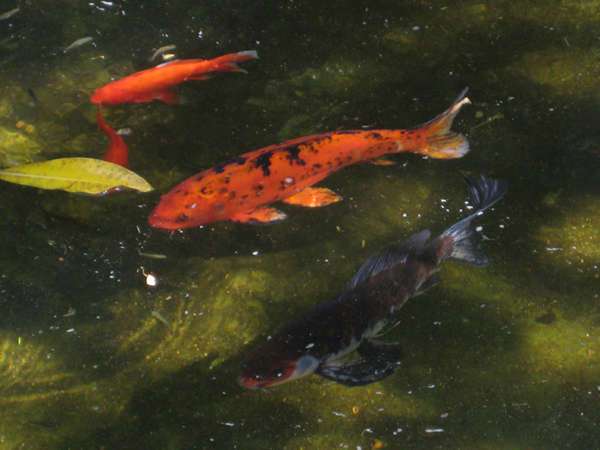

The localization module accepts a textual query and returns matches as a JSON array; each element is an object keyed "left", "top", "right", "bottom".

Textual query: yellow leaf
[{"left": 0, "top": 157, "right": 153, "bottom": 195}]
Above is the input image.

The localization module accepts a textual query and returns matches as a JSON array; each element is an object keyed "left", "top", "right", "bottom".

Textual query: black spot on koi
[
  {"left": 307, "top": 135, "right": 333, "bottom": 148},
  {"left": 255, "top": 151, "right": 273, "bottom": 176},
  {"left": 285, "top": 146, "right": 306, "bottom": 166},
  {"left": 176, "top": 213, "right": 189, "bottom": 223},
  {"left": 366, "top": 131, "right": 383, "bottom": 140},
  {"left": 200, "top": 185, "right": 214, "bottom": 196},
  {"left": 213, "top": 156, "right": 247, "bottom": 174},
  {"left": 334, "top": 130, "right": 362, "bottom": 135}
]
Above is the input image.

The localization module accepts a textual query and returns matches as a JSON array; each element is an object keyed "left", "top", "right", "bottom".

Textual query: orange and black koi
[
  {"left": 90, "top": 50, "right": 258, "bottom": 106},
  {"left": 149, "top": 89, "right": 472, "bottom": 230},
  {"left": 238, "top": 176, "right": 507, "bottom": 389}
]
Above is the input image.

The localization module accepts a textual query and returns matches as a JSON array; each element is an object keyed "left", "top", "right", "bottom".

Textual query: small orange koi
[{"left": 90, "top": 50, "right": 258, "bottom": 106}]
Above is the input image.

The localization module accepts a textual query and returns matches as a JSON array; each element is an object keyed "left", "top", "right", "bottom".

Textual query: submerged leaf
[{"left": 0, "top": 157, "right": 153, "bottom": 195}]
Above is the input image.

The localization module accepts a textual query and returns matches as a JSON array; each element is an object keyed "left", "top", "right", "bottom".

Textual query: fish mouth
[
  {"left": 237, "top": 374, "right": 268, "bottom": 390},
  {"left": 238, "top": 355, "right": 320, "bottom": 390},
  {"left": 147, "top": 211, "right": 182, "bottom": 230},
  {"left": 90, "top": 91, "right": 101, "bottom": 104}
]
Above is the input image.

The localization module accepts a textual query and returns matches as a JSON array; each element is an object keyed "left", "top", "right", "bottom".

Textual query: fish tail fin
[
  {"left": 214, "top": 50, "right": 259, "bottom": 73},
  {"left": 96, "top": 107, "right": 115, "bottom": 135},
  {"left": 96, "top": 108, "right": 107, "bottom": 132},
  {"left": 414, "top": 88, "right": 471, "bottom": 159},
  {"left": 435, "top": 175, "right": 507, "bottom": 266},
  {"left": 234, "top": 50, "right": 259, "bottom": 61}
]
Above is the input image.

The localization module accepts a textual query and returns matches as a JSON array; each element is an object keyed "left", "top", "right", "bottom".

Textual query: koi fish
[
  {"left": 0, "top": 8, "right": 19, "bottom": 21},
  {"left": 97, "top": 110, "right": 129, "bottom": 167},
  {"left": 90, "top": 50, "right": 258, "bottom": 106},
  {"left": 63, "top": 36, "right": 94, "bottom": 53},
  {"left": 238, "top": 175, "right": 508, "bottom": 389},
  {"left": 148, "top": 89, "right": 472, "bottom": 230},
  {"left": 148, "top": 44, "right": 176, "bottom": 62}
]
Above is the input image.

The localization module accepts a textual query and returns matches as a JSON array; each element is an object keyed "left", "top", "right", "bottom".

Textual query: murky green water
[{"left": 0, "top": 0, "right": 598, "bottom": 448}]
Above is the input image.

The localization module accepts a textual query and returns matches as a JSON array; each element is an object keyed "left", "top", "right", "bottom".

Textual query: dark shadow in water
[{"left": 59, "top": 353, "right": 306, "bottom": 449}]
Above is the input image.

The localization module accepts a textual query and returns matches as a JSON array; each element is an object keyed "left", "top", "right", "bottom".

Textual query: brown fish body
[{"left": 238, "top": 176, "right": 508, "bottom": 389}]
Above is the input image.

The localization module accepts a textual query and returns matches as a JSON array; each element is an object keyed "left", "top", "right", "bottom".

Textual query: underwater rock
[{"left": 0, "top": 128, "right": 41, "bottom": 166}]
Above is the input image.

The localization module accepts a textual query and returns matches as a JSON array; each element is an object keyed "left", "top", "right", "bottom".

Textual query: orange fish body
[
  {"left": 90, "top": 50, "right": 258, "bottom": 106},
  {"left": 97, "top": 109, "right": 129, "bottom": 167},
  {"left": 149, "top": 89, "right": 471, "bottom": 230}
]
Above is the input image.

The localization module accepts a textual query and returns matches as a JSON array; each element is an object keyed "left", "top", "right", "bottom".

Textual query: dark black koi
[{"left": 238, "top": 175, "right": 508, "bottom": 389}]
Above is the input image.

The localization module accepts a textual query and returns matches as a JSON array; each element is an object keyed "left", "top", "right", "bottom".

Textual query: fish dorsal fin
[{"left": 347, "top": 229, "right": 431, "bottom": 290}]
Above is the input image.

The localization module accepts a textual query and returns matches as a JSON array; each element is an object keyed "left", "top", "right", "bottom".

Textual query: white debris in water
[
  {"left": 145, "top": 273, "right": 157, "bottom": 287},
  {"left": 252, "top": 250, "right": 259, "bottom": 256},
  {"left": 425, "top": 428, "right": 444, "bottom": 433}
]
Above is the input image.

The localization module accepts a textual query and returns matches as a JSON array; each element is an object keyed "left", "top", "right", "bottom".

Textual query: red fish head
[
  {"left": 90, "top": 90, "right": 102, "bottom": 104},
  {"left": 90, "top": 87, "right": 113, "bottom": 105},
  {"left": 91, "top": 86, "right": 128, "bottom": 106},
  {"left": 148, "top": 175, "right": 235, "bottom": 229},
  {"left": 238, "top": 342, "right": 320, "bottom": 389},
  {"left": 148, "top": 192, "right": 219, "bottom": 229}
]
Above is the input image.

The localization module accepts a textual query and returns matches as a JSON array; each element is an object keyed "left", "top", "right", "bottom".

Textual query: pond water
[{"left": 0, "top": 0, "right": 598, "bottom": 448}]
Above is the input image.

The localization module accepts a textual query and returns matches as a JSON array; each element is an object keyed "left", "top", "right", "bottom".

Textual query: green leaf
[{"left": 0, "top": 157, "right": 153, "bottom": 195}]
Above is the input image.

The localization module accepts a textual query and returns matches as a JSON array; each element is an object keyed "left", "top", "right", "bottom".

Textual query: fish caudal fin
[
  {"left": 206, "top": 50, "right": 259, "bottom": 75},
  {"left": 436, "top": 175, "right": 508, "bottom": 266},
  {"left": 416, "top": 88, "right": 471, "bottom": 159}
]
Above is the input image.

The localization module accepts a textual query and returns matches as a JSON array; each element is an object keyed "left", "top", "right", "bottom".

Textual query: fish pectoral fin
[
  {"left": 370, "top": 157, "right": 396, "bottom": 166},
  {"left": 413, "top": 273, "right": 441, "bottom": 296},
  {"left": 357, "top": 339, "right": 403, "bottom": 363},
  {"left": 230, "top": 206, "right": 287, "bottom": 224},
  {"left": 316, "top": 341, "right": 402, "bottom": 387},
  {"left": 155, "top": 87, "right": 180, "bottom": 104},
  {"left": 282, "top": 187, "right": 342, "bottom": 208},
  {"left": 225, "top": 62, "right": 248, "bottom": 73},
  {"left": 186, "top": 74, "right": 213, "bottom": 81}
]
